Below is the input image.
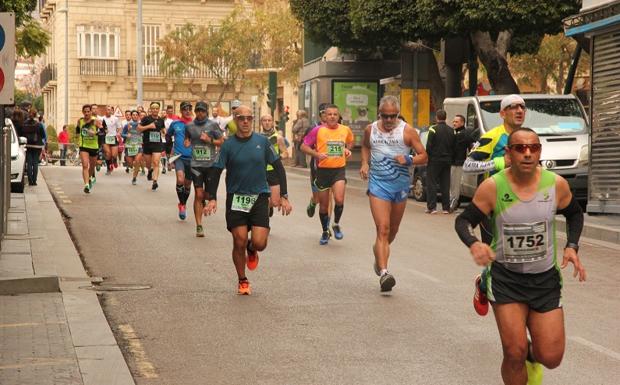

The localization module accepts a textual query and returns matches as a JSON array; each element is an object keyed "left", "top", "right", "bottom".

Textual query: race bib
[
  {"left": 81, "top": 128, "right": 93, "bottom": 137},
  {"left": 326, "top": 140, "right": 345, "bottom": 157},
  {"left": 231, "top": 194, "right": 258, "bottom": 213},
  {"left": 126, "top": 145, "right": 139, "bottom": 157},
  {"left": 192, "top": 145, "right": 212, "bottom": 162},
  {"left": 502, "top": 221, "right": 548, "bottom": 263},
  {"left": 149, "top": 131, "right": 161, "bottom": 142},
  {"left": 105, "top": 135, "right": 116, "bottom": 145}
]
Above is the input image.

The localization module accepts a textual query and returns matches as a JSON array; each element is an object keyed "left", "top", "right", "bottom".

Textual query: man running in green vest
[{"left": 260, "top": 114, "right": 288, "bottom": 217}]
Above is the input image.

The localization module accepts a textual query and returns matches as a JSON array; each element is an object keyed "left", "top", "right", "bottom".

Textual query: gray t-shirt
[{"left": 185, "top": 119, "right": 222, "bottom": 168}]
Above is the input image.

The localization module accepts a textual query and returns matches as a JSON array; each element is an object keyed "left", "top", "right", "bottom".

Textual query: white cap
[
  {"left": 231, "top": 99, "right": 242, "bottom": 109},
  {"left": 500, "top": 94, "right": 525, "bottom": 111}
]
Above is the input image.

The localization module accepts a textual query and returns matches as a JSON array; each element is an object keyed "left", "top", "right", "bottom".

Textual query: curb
[{"left": 0, "top": 275, "right": 60, "bottom": 295}]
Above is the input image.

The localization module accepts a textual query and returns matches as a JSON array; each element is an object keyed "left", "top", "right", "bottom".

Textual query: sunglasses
[
  {"left": 236, "top": 115, "right": 254, "bottom": 122},
  {"left": 508, "top": 143, "right": 542, "bottom": 153},
  {"left": 505, "top": 104, "right": 526, "bottom": 111},
  {"left": 380, "top": 113, "right": 399, "bottom": 120}
]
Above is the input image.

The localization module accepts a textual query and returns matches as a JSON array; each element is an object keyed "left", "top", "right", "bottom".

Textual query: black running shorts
[
  {"left": 488, "top": 261, "right": 562, "bottom": 313},
  {"left": 191, "top": 166, "right": 219, "bottom": 193},
  {"left": 225, "top": 193, "right": 270, "bottom": 231},
  {"left": 80, "top": 147, "right": 98, "bottom": 157},
  {"left": 314, "top": 167, "right": 346, "bottom": 191},
  {"left": 143, "top": 142, "right": 163, "bottom": 155}
]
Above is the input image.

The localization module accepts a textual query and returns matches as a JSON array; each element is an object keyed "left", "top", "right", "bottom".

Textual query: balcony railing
[
  {"left": 79, "top": 59, "right": 118, "bottom": 76},
  {"left": 127, "top": 60, "right": 227, "bottom": 79},
  {"left": 40, "top": 63, "right": 57, "bottom": 88}
]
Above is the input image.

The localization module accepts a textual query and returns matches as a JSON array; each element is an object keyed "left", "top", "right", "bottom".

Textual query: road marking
[
  {"left": 117, "top": 324, "right": 158, "bottom": 378},
  {"left": 0, "top": 357, "right": 74, "bottom": 370},
  {"left": 408, "top": 269, "right": 442, "bottom": 283},
  {"left": 62, "top": 200, "right": 72, "bottom": 204},
  {"left": 0, "top": 321, "right": 66, "bottom": 328},
  {"left": 569, "top": 336, "right": 620, "bottom": 361}
]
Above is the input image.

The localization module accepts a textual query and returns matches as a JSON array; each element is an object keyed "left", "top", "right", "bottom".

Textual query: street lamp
[{"left": 57, "top": 0, "right": 68, "bottom": 128}]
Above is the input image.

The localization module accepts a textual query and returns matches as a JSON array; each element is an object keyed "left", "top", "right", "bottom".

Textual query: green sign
[{"left": 332, "top": 81, "right": 378, "bottom": 146}]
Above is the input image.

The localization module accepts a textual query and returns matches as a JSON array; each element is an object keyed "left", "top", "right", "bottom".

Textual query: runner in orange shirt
[{"left": 301, "top": 104, "right": 354, "bottom": 245}]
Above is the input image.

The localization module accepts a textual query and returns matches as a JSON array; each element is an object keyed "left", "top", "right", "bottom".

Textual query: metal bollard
[{"left": 0, "top": 122, "right": 10, "bottom": 246}]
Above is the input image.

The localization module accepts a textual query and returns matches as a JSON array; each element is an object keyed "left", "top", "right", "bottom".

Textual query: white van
[{"left": 443, "top": 94, "right": 589, "bottom": 202}]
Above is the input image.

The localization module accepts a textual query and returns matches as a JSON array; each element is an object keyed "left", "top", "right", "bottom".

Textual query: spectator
[
  {"left": 58, "top": 125, "right": 70, "bottom": 166},
  {"left": 21, "top": 108, "right": 46, "bottom": 186},
  {"left": 292, "top": 110, "right": 310, "bottom": 167},
  {"left": 450, "top": 114, "right": 477, "bottom": 211},
  {"left": 425, "top": 109, "right": 455, "bottom": 214}
]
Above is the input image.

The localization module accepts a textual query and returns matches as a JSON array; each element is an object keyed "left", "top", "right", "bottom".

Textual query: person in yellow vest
[
  {"left": 76, "top": 104, "right": 101, "bottom": 193},
  {"left": 260, "top": 114, "right": 288, "bottom": 217},
  {"left": 225, "top": 99, "right": 242, "bottom": 137}
]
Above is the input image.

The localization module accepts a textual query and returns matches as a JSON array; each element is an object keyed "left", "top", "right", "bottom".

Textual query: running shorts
[
  {"left": 266, "top": 169, "right": 279, "bottom": 186},
  {"left": 191, "top": 166, "right": 219, "bottom": 192},
  {"left": 174, "top": 158, "right": 191, "bottom": 178},
  {"left": 367, "top": 181, "right": 409, "bottom": 203},
  {"left": 225, "top": 193, "right": 270, "bottom": 231},
  {"left": 487, "top": 261, "right": 562, "bottom": 313},
  {"left": 79, "top": 147, "right": 98, "bottom": 157},
  {"left": 143, "top": 142, "right": 164, "bottom": 155},
  {"left": 314, "top": 167, "right": 346, "bottom": 191}
]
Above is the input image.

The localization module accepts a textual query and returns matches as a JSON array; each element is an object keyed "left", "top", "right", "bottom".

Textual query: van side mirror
[{"left": 19, "top": 137, "right": 27, "bottom": 145}]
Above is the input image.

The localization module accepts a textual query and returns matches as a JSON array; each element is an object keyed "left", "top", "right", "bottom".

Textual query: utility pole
[{"left": 136, "top": 0, "right": 143, "bottom": 107}]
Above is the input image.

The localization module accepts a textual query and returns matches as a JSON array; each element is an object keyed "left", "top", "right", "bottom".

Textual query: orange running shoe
[
  {"left": 473, "top": 274, "right": 489, "bottom": 316},
  {"left": 246, "top": 242, "right": 259, "bottom": 271},
  {"left": 237, "top": 279, "right": 251, "bottom": 295}
]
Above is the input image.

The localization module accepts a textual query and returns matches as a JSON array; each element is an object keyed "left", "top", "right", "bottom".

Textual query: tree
[
  {"left": 1, "top": 0, "right": 50, "bottom": 59},
  {"left": 509, "top": 33, "right": 590, "bottom": 94},
  {"left": 291, "top": 0, "right": 581, "bottom": 96}
]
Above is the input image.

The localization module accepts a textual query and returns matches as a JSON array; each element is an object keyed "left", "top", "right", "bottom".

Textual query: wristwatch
[
  {"left": 565, "top": 242, "right": 579, "bottom": 253},
  {"left": 280, "top": 194, "right": 288, "bottom": 199}
]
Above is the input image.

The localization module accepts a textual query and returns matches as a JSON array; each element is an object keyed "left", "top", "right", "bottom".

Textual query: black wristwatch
[
  {"left": 565, "top": 242, "right": 579, "bottom": 253},
  {"left": 281, "top": 194, "right": 288, "bottom": 199}
]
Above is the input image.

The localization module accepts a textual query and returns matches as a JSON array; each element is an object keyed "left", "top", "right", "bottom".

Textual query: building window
[
  {"left": 77, "top": 25, "right": 120, "bottom": 59},
  {"left": 143, "top": 24, "right": 161, "bottom": 75}
]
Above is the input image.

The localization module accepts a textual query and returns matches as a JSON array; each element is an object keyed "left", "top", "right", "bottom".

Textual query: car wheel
[
  {"left": 12, "top": 172, "right": 25, "bottom": 193},
  {"left": 412, "top": 175, "right": 426, "bottom": 202}
]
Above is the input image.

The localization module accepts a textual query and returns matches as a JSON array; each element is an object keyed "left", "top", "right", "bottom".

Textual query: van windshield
[{"left": 479, "top": 99, "right": 587, "bottom": 135}]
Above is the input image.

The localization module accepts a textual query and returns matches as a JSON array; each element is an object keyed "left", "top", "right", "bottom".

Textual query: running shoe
[
  {"left": 162, "top": 168, "right": 166, "bottom": 174},
  {"left": 246, "top": 242, "right": 259, "bottom": 271},
  {"left": 306, "top": 200, "right": 316, "bottom": 218},
  {"left": 237, "top": 279, "right": 251, "bottom": 295},
  {"left": 473, "top": 274, "right": 489, "bottom": 316},
  {"left": 526, "top": 360, "right": 544, "bottom": 385},
  {"left": 332, "top": 224, "right": 343, "bottom": 240},
  {"left": 425, "top": 208, "right": 438, "bottom": 214},
  {"left": 125, "top": 167, "right": 130, "bottom": 174},
  {"left": 178, "top": 203, "right": 186, "bottom": 220},
  {"left": 319, "top": 231, "right": 330, "bottom": 245},
  {"left": 83, "top": 184, "right": 90, "bottom": 194},
  {"left": 152, "top": 181, "right": 158, "bottom": 191},
  {"left": 196, "top": 225, "right": 205, "bottom": 237},
  {"left": 131, "top": 177, "right": 137, "bottom": 185},
  {"left": 141, "top": 169, "right": 146, "bottom": 176},
  {"left": 380, "top": 272, "right": 396, "bottom": 292},
  {"left": 96, "top": 165, "right": 101, "bottom": 172},
  {"left": 147, "top": 169, "right": 153, "bottom": 181}
]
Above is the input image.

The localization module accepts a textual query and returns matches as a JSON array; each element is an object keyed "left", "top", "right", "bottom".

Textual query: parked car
[
  {"left": 444, "top": 94, "right": 589, "bottom": 203},
  {"left": 408, "top": 129, "right": 445, "bottom": 203},
  {"left": 7, "top": 118, "right": 27, "bottom": 193}
]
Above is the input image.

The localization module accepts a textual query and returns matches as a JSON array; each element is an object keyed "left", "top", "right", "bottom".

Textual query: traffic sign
[{"left": 0, "top": 13, "right": 15, "bottom": 105}]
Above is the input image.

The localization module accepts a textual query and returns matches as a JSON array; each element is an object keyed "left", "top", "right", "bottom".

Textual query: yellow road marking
[
  {"left": 117, "top": 324, "right": 158, "bottom": 378},
  {"left": 63, "top": 200, "right": 72, "bottom": 204}
]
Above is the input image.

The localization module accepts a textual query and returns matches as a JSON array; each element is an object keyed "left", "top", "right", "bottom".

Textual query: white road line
[
  {"left": 569, "top": 336, "right": 620, "bottom": 361},
  {"left": 408, "top": 269, "right": 442, "bottom": 284},
  {"left": 62, "top": 200, "right": 72, "bottom": 204}
]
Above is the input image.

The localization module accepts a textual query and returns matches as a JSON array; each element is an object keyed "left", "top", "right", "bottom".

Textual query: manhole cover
[{"left": 81, "top": 284, "right": 152, "bottom": 292}]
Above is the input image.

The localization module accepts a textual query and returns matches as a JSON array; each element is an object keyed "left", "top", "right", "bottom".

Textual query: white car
[{"left": 7, "top": 118, "right": 27, "bottom": 193}]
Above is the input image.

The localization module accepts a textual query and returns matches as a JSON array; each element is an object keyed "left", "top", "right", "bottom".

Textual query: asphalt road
[{"left": 41, "top": 165, "right": 620, "bottom": 385}]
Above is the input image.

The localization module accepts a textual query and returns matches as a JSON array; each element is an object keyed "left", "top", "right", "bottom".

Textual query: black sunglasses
[
  {"left": 380, "top": 113, "right": 399, "bottom": 120},
  {"left": 236, "top": 115, "right": 254, "bottom": 122},
  {"left": 508, "top": 143, "right": 541, "bottom": 153}
]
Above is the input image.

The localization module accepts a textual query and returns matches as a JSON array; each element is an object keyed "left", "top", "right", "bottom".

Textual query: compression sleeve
[
  {"left": 557, "top": 196, "right": 584, "bottom": 246},
  {"left": 271, "top": 158, "right": 288, "bottom": 196},
  {"left": 206, "top": 168, "right": 224, "bottom": 200},
  {"left": 455, "top": 202, "right": 487, "bottom": 247}
]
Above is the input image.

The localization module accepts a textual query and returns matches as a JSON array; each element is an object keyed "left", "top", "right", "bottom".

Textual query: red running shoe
[
  {"left": 237, "top": 279, "right": 251, "bottom": 295},
  {"left": 473, "top": 274, "right": 489, "bottom": 316},
  {"left": 246, "top": 242, "right": 259, "bottom": 271}
]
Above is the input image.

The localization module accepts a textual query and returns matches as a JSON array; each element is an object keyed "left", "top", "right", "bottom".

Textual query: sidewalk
[
  {"left": 285, "top": 165, "right": 620, "bottom": 247},
  {"left": 0, "top": 175, "right": 134, "bottom": 385}
]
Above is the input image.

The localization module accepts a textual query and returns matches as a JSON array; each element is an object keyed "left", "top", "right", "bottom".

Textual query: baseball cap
[
  {"left": 180, "top": 101, "right": 192, "bottom": 110},
  {"left": 500, "top": 94, "right": 525, "bottom": 111},
  {"left": 318, "top": 102, "right": 329, "bottom": 114},
  {"left": 231, "top": 99, "right": 242, "bottom": 109},
  {"left": 195, "top": 101, "right": 208, "bottom": 111}
]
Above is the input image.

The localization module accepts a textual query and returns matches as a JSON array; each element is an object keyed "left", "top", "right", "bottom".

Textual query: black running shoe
[
  {"left": 147, "top": 169, "right": 153, "bottom": 181},
  {"left": 152, "top": 181, "right": 158, "bottom": 191}
]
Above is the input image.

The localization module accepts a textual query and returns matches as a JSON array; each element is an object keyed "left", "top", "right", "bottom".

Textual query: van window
[
  {"left": 466, "top": 104, "right": 479, "bottom": 130},
  {"left": 479, "top": 99, "right": 587, "bottom": 135}
]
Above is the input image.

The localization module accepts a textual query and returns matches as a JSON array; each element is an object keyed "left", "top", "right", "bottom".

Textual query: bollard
[{"left": 0, "top": 121, "right": 9, "bottom": 246}]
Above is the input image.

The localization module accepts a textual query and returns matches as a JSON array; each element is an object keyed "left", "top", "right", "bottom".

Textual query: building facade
[{"left": 38, "top": 0, "right": 297, "bottom": 137}]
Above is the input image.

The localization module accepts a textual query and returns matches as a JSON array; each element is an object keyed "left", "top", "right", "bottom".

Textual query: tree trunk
[
  {"left": 470, "top": 30, "right": 520, "bottom": 95},
  {"left": 401, "top": 41, "right": 445, "bottom": 109}
]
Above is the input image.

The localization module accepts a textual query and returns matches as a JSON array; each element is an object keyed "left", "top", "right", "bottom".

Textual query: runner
[
  {"left": 259, "top": 114, "right": 288, "bottom": 217},
  {"left": 76, "top": 105, "right": 100, "bottom": 193},
  {"left": 203, "top": 105, "right": 292, "bottom": 295},
  {"left": 91, "top": 104, "right": 105, "bottom": 172},
  {"left": 121, "top": 110, "right": 144, "bottom": 185},
  {"left": 359, "top": 95, "right": 428, "bottom": 292},
  {"left": 455, "top": 128, "right": 586, "bottom": 385},
  {"left": 301, "top": 104, "right": 354, "bottom": 245},
  {"left": 184, "top": 101, "right": 223, "bottom": 236},
  {"left": 305, "top": 103, "right": 328, "bottom": 218},
  {"left": 138, "top": 102, "right": 165, "bottom": 191},
  {"left": 102, "top": 105, "right": 122, "bottom": 174},
  {"left": 463, "top": 94, "right": 527, "bottom": 316},
  {"left": 166, "top": 101, "right": 194, "bottom": 220}
]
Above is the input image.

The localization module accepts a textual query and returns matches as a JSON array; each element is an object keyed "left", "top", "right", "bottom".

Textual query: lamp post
[
  {"left": 136, "top": 0, "right": 143, "bottom": 107},
  {"left": 57, "top": 0, "right": 69, "bottom": 127}
]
